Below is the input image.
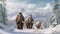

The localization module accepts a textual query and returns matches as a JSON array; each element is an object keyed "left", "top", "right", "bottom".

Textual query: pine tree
[
  {"left": 50, "top": 0, "right": 60, "bottom": 27},
  {"left": 0, "top": 0, "right": 7, "bottom": 25}
]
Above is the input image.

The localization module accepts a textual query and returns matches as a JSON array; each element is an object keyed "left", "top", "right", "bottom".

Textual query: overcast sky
[{"left": 5, "top": 0, "right": 60, "bottom": 20}]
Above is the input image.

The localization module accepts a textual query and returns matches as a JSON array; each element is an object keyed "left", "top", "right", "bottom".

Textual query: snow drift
[{"left": 0, "top": 23, "right": 60, "bottom": 34}]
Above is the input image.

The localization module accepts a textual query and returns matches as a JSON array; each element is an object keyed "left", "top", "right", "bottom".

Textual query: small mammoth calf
[{"left": 35, "top": 21, "right": 41, "bottom": 29}]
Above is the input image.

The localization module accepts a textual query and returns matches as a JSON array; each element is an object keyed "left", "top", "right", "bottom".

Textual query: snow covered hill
[{"left": 0, "top": 23, "right": 60, "bottom": 34}]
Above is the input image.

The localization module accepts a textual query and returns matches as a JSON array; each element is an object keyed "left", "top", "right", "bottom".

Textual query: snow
[
  {"left": 0, "top": 23, "right": 60, "bottom": 34},
  {"left": 0, "top": 29, "right": 10, "bottom": 34}
]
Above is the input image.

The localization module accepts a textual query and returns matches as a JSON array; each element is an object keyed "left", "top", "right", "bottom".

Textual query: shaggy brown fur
[
  {"left": 35, "top": 22, "right": 41, "bottom": 29},
  {"left": 16, "top": 13, "right": 24, "bottom": 29},
  {"left": 25, "top": 15, "right": 34, "bottom": 29}
]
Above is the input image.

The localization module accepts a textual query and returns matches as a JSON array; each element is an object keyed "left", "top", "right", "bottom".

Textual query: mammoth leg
[
  {"left": 26, "top": 23, "right": 29, "bottom": 29},
  {"left": 30, "top": 23, "right": 33, "bottom": 29},
  {"left": 21, "top": 22, "right": 23, "bottom": 29},
  {"left": 26, "top": 23, "right": 30, "bottom": 29},
  {"left": 17, "top": 24, "right": 21, "bottom": 29},
  {"left": 16, "top": 22, "right": 23, "bottom": 29},
  {"left": 19, "top": 22, "right": 23, "bottom": 29},
  {"left": 28, "top": 23, "right": 31, "bottom": 29},
  {"left": 16, "top": 22, "right": 20, "bottom": 29}
]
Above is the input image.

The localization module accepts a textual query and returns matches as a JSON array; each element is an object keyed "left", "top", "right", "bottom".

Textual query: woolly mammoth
[{"left": 25, "top": 15, "right": 34, "bottom": 29}]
